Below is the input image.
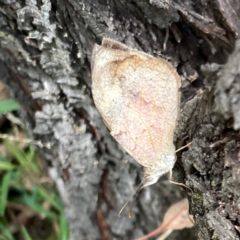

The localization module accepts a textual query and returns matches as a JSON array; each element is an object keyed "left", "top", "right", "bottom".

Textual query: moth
[{"left": 91, "top": 38, "right": 181, "bottom": 213}]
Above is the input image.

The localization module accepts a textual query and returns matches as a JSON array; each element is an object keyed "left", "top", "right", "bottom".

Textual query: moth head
[
  {"left": 142, "top": 154, "right": 176, "bottom": 188},
  {"left": 142, "top": 173, "right": 162, "bottom": 188}
]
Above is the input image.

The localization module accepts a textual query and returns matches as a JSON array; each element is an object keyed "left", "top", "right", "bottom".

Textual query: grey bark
[{"left": 0, "top": 0, "right": 240, "bottom": 240}]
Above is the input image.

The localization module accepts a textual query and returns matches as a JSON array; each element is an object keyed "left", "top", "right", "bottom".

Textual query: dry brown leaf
[{"left": 136, "top": 198, "right": 194, "bottom": 240}]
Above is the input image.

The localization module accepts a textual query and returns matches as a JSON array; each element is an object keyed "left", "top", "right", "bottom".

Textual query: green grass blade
[
  {"left": 38, "top": 187, "right": 62, "bottom": 212},
  {"left": 0, "top": 172, "right": 11, "bottom": 216},
  {"left": 21, "top": 226, "right": 33, "bottom": 240},
  {"left": 58, "top": 213, "right": 69, "bottom": 240},
  {"left": 0, "top": 99, "right": 19, "bottom": 114},
  {"left": 0, "top": 158, "right": 15, "bottom": 170},
  {"left": 4, "top": 141, "right": 39, "bottom": 174},
  {"left": 0, "top": 221, "right": 15, "bottom": 240},
  {"left": 23, "top": 193, "right": 57, "bottom": 220}
]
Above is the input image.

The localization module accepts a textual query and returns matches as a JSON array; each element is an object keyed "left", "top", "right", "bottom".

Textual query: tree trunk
[{"left": 0, "top": 0, "right": 240, "bottom": 239}]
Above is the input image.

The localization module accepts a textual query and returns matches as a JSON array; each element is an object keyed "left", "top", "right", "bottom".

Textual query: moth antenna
[
  {"left": 169, "top": 170, "right": 193, "bottom": 193},
  {"left": 173, "top": 142, "right": 193, "bottom": 193},
  {"left": 127, "top": 185, "right": 141, "bottom": 218},
  {"left": 119, "top": 181, "right": 144, "bottom": 216},
  {"left": 175, "top": 142, "right": 191, "bottom": 153},
  {"left": 169, "top": 180, "right": 193, "bottom": 193}
]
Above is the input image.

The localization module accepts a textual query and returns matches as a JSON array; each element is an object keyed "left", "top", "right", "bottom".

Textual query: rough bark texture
[{"left": 0, "top": 0, "right": 240, "bottom": 240}]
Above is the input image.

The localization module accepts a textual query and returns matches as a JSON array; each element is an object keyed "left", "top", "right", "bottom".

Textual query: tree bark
[{"left": 0, "top": 0, "right": 240, "bottom": 239}]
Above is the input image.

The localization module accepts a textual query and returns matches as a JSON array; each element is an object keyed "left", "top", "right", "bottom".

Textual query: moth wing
[
  {"left": 110, "top": 57, "right": 181, "bottom": 167},
  {"left": 91, "top": 39, "right": 181, "bottom": 168}
]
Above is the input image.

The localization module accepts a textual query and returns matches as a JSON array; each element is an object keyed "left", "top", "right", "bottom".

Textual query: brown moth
[{"left": 91, "top": 38, "right": 181, "bottom": 210}]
